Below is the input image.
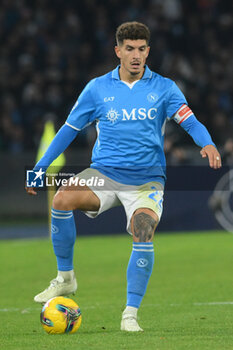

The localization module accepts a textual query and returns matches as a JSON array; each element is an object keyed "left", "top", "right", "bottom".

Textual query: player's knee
[
  {"left": 52, "top": 188, "right": 73, "bottom": 211},
  {"left": 132, "top": 209, "right": 158, "bottom": 242}
]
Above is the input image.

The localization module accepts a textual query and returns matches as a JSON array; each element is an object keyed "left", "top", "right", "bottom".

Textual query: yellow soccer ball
[{"left": 40, "top": 296, "right": 82, "bottom": 334}]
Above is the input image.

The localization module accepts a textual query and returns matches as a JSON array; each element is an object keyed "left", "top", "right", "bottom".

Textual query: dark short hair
[{"left": 116, "top": 21, "right": 150, "bottom": 46}]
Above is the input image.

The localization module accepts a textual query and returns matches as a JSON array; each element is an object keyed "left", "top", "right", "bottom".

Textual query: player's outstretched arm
[
  {"left": 25, "top": 124, "right": 78, "bottom": 196},
  {"left": 200, "top": 145, "right": 222, "bottom": 169},
  {"left": 178, "top": 112, "right": 221, "bottom": 170}
]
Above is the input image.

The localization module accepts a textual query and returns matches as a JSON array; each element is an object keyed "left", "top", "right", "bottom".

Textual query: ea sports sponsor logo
[{"left": 136, "top": 258, "right": 149, "bottom": 268}]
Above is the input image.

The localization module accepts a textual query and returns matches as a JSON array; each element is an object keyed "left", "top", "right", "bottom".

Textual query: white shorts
[{"left": 77, "top": 168, "right": 164, "bottom": 234}]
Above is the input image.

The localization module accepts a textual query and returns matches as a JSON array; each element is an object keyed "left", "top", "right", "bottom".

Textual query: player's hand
[
  {"left": 25, "top": 183, "right": 38, "bottom": 196},
  {"left": 200, "top": 145, "right": 222, "bottom": 169}
]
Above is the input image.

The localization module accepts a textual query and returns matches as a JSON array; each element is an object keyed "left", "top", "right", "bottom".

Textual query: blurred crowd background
[{"left": 0, "top": 0, "right": 232, "bottom": 165}]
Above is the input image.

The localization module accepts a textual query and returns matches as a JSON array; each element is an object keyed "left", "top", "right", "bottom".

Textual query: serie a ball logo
[{"left": 40, "top": 297, "right": 82, "bottom": 334}]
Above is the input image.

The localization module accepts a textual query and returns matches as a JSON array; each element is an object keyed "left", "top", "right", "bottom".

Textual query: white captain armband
[{"left": 173, "top": 104, "right": 193, "bottom": 124}]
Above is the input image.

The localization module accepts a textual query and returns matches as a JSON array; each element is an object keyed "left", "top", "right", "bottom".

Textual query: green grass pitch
[{"left": 0, "top": 231, "right": 232, "bottom": 350}]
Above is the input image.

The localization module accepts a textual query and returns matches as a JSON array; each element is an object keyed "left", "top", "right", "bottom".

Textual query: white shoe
[
  {"left": 34, "top": 275, "right": 77, "bottom": 303},
  {"left": 121, "top": 314, "right": 143, "bottom": 332}
]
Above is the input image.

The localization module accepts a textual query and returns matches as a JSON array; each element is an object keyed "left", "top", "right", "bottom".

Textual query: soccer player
[{"left": 26, "top": 22, "right": 221, "bottom": 331}]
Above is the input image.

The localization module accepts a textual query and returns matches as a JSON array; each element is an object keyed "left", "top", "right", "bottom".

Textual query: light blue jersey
[{"left": 66, "top": 65, "right": 187, "bottom": 185}]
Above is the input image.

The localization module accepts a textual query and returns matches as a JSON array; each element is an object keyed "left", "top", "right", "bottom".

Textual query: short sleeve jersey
[{"left": 66, "top": 65, "right": 187, "bottom": 185}]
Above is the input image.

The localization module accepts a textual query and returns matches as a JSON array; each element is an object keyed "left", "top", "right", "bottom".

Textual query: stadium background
[{"left": 0, "top": 0, "right": 232, "bottom": 238}]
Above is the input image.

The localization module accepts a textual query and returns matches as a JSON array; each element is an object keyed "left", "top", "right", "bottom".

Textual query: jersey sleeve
[
  {"left": 66, "top": 79, "right": 97, "bottom": 131},
  {"left": 33, "top": 124, "right": 78, "bottom": 172},
  {"left": 180, "top": 114, "right": 216, "bottom": 148},
  {"left": 166, "top": 82, "right": 188, "bottom": 119}
]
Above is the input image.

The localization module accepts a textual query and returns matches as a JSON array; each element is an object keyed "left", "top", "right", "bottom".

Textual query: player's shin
[
  {"left": 33, "top": 207, "right": 77, "bottom": 302},
  {"left": 126, "top": 242, "right": 154, "bottom": 308},
  {"left": 51, "top": 207, "right": 76, "bottom": 272}
]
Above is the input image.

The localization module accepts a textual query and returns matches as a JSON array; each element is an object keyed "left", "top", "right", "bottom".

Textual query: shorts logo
[
  {"left": 26, "top": 168, "right": 45, "bottom": 187},
  {"left": 51, "top": 225, "right": 59, "bottom": 234},
  {"left": 148, "top": 186, "right": 163, "bottom": 212},
  {"left": 136, "top": 258, "right": 148, "bottom": 268},
  {"left": 147, "top": 92, "right": 159, "bottom": 103}
]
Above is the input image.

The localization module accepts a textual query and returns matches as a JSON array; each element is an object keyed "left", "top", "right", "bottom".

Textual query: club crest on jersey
[
  {"left": 147, "top": 92, "right": 159, "bottom": 103},
  {"left": 106, "top": 108, "right": 120, "bottom": 123}
]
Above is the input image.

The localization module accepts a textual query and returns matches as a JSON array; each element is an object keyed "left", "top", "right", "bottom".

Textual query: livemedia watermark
[{"left": 26, "top": 168, "right": 105, "bottom": 189}]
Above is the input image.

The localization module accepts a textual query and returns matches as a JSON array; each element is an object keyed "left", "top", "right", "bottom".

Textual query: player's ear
[{"left": 115, "top": 46, "right": 121, "bottom": 59}]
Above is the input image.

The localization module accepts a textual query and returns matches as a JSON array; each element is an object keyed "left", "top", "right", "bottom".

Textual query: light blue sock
[
  {"left": 51, "top": 208, "right": 76, "bottom": 271},
  {"left": 127, "top": 242, "right": 154, "bottom": 308}
]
